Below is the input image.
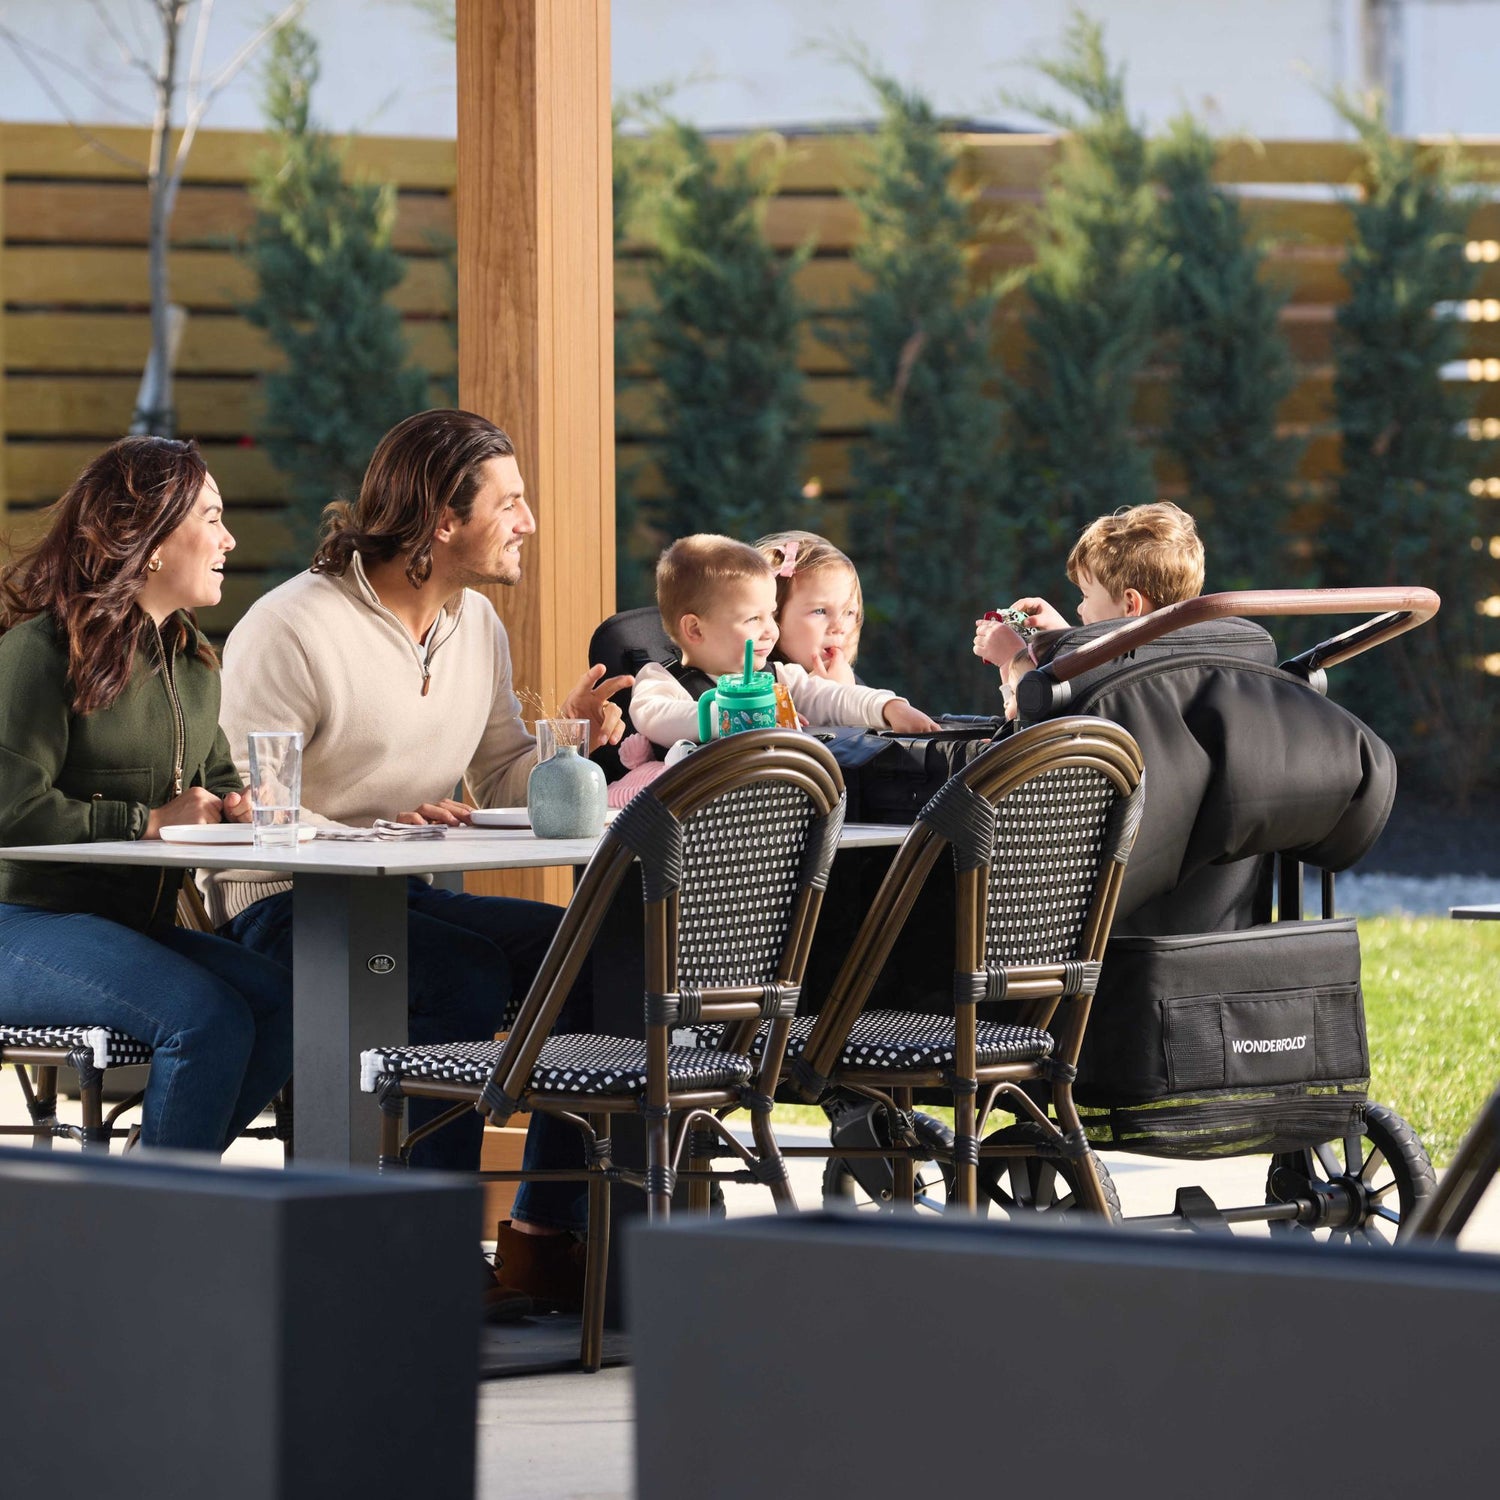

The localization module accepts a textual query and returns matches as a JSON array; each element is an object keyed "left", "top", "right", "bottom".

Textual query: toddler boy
[
  {"left": 975, "top": 501, "right": 1205, "bottom": 718},
  {"left": 632, "top": 534, "right": 936, "bottom": 748}
]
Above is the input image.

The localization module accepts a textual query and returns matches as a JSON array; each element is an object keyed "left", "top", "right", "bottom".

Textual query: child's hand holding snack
[
  {"left": 1008, "top": 597, "right": 1071, "bottom": 633},
  {"left": 974, "top": 616, "right": 1027, "bottom": 667}
]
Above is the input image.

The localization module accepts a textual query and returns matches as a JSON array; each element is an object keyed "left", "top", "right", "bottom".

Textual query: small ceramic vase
[{"left": 528, "top": 743, "right": 608, "bottom": 837}]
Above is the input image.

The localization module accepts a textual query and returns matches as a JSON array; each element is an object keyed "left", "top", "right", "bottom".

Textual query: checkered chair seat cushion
[
  {"left": 798, "top": 1011, "right": 1054, "bottom": 1070},
  {"left": 0, "top": 1025, "right": 153, "bottom": 1071},
  {"left": 674, "top": 1013, "right": 1054, "bottom": 1071},
  {"left": 361, "top": 1032, "right": 754, "bottom": 1097}
]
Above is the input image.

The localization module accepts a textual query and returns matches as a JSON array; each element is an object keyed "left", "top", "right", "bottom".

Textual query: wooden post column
[
  {"left": 0, "top": 125, "right": 8, "bottom": 526},
  {"left": 456, "top": 0, "right": 615, "bottom": 904}
]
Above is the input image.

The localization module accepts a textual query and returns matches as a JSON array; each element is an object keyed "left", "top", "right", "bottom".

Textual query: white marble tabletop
[{"left": 0, "top": 820, "right": 908, "bottom": 877}]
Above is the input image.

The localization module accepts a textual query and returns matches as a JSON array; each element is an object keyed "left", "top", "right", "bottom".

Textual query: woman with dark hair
[{"left": 0, "top": 436, "right": 292, "bottom": 1153}]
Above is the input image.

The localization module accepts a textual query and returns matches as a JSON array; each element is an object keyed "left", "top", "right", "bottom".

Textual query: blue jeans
[
  {"left": 222, "top": 879, "right": 588, "bottom": 1229},
  {"left": 0, "top": 903, "right": 293, "bottom": 1154}
]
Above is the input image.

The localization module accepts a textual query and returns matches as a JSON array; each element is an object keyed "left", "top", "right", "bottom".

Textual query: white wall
[
  {"left": 0, "top": 0, "right": 456, "bottom": 136},
  {"left": 1402, "top": 0, "right": 1500, "bottom": 136},
  {"left": 613, "top": 0, "right": 1350, "bottom": 138},
  {"left": 1, "top": 1, "right": 1499, "bottom": 141}
]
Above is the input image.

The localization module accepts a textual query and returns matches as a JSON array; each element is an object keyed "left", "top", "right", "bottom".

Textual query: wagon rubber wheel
[
  {"left": 977, "top": 1149, "right": 1123, "bottom": 1224},
  {"left": 1265, "top": 1101, "right": 1435, "bottom": 1245},
  {"left": 822, "top": 1111, "right": 955, "bottom": 1212}
]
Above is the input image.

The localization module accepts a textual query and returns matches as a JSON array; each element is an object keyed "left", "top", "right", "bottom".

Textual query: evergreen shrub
[
  {"left": 1153, "top": 116, "right": 1303, "bottom": 591},
  {"left": 829, "top": 67, "right": 1010, "bottom": 710},
  {"left": 612, "top": 108, "right": 664, "bottom": 608},
  {"left": 1004, "top": 14, "right": 1163, "bottom": 579},
  {"left": 1329, "top": 96, "right": 1497, "bottom": 795},
  {"left": 240, "top": 25, "right": 428, "bottom": 562},
  {"left": 641, "top": 121, "right": 812, "bottom": 544}
]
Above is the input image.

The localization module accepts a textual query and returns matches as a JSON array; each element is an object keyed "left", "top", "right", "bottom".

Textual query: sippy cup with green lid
[{"left": 696, "top": 639, "right": 779, "bottom": 740}]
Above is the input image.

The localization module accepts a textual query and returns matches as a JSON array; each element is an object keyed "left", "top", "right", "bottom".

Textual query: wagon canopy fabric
[{"left": 1029, "top": 617, "right": 1396, "bottom": 937}]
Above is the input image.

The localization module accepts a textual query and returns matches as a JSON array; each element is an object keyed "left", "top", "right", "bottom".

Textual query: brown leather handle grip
[{"left": 1039, "top": 586, "right": 1441, "bottom": 685}]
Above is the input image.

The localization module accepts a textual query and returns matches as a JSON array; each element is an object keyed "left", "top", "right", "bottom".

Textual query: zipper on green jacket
[
  {"left": 154, "top": 622, "right": 186, "bottom": 797},
  {"left": 149, "top": 622, "right": 189, "bottom": 928}
]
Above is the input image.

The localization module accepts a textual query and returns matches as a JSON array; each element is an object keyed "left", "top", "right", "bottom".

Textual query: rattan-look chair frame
[
  {"left": 368, "top": 730, "right": 846, "bottom": 1369},
  {"left": 784, "top": 717, "right": 1145, "bottom": 1216}
]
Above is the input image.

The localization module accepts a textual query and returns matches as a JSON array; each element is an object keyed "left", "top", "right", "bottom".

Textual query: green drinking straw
[{"left": 743, "top": 637, "right": 754, "bottom": 683}]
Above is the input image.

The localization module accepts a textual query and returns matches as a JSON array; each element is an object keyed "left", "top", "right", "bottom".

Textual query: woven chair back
[
  {"left": 981, "top": 762, "right": 1128, "bottom": 970},
  {"left": 485, "top": 731, "right": 845, "bottom": 1112},
  {"left": 794, "top": 718, "right": 1144, "bottom": 1091},
  {"left": 676, "top": 778, "right": 824, "bottom": 991}
]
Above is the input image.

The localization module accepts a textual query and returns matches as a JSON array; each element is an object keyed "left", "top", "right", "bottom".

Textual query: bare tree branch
[
  {"left": 134, "top": 0, "right": 184, "bottom": 433},
  {"left": 8, "top": 0, "right": 311, "bottom": 433},
  {"left": 0, "top": 26, "right": 149, "bottom": 173},
  {"left": 199, "top": 0, "right": 306, "bottom": 105},
  {"left": 0, "top": 23, "right": 147, "bottom": 120},
  {"left": 184, "top": 0, "right": 215, "bottom": 109},
  {"left": 127, "top": 1, "right": 156, "bottom": 63},
  {"left": 168, "top": 1, "right": 306, "bottom": 216},
  {"left": 86, "top": 0, "right": 154, "bottom": 79}
]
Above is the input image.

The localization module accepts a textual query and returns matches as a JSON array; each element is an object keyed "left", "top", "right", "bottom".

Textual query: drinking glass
[
  {"left": 247, "top": 730, "right": 303, "bottom": 849},
  {"left": 536, "top": 718, "right": 589, "bottom": 763}
]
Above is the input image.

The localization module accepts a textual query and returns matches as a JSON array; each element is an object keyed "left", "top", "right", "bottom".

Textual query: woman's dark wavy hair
[
  {"left": 312, "top": 408, "right": 515, "bottom": 586},
  {"left": 0, "top": 436, "right": 216, "bottom": 715}
]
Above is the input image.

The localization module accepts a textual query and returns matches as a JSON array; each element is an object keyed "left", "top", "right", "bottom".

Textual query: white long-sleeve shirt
[{"left": 630, "top": 659, "right": 897, "bottom": 749}]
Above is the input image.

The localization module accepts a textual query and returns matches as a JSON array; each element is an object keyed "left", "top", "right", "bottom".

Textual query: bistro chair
[
  {"left": 0, "top": 1025, "right": 155, "bottom": 1150},
  {"left": 360, "top": 730, "right": 847, "bottom": 1370},
  {"left": 0, "top": 879, "right": 293, "bottom": 1155},
  {"left": 781, "top": 717, "right": 1145, "bottom": 1216}
]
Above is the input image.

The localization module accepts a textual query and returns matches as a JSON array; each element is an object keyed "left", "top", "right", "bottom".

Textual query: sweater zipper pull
[{"left": 421, "top": 669, "right": 431, "bottom": 697}]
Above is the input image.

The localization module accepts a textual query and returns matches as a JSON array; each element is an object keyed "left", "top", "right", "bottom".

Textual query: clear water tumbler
[{"left": 247, "top": 730, "right": 303, "bottom": 849}]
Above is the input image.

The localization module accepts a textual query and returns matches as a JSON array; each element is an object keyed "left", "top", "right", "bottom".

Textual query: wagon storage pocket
[{"left": 1075, "top": 919, "right": 1369, "bottom": 1157}]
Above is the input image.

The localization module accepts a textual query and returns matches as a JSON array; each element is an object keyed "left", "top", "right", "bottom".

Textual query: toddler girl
[{"left": 754, "top": 530, "right": 863, "bottom": 687}]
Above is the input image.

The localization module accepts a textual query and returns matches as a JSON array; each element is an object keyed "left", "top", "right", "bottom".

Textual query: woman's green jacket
[{"left": 0, "top": 610, "right": 242, "bottom": 930}]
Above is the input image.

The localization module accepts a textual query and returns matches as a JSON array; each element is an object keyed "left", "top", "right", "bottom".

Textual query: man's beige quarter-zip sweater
[{"left": 211, "top": 554, "right": 537, "bottom": 920}]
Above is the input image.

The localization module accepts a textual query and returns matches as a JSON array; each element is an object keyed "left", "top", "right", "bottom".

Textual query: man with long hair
[{"left": 215, "top": 408, "right": 627, "bottom": 1314}]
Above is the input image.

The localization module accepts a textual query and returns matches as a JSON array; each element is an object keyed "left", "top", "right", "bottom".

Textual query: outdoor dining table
[{"left": 0, "top": 821, "right": 909, "bottom": 1166}]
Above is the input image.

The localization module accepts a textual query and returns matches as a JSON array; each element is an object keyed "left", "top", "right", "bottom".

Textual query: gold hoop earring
[{"left": 147, "top": 556, "right": 164, "bottom": 573}]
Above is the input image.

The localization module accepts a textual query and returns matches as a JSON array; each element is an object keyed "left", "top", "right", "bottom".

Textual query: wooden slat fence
[{"left": 2, "top": 121, "right": 1498, "bottom": 639}]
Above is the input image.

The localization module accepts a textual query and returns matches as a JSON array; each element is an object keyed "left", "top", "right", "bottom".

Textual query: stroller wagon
[{"left": 818, "top": 587, "right": 1442, "bottom": 1243}]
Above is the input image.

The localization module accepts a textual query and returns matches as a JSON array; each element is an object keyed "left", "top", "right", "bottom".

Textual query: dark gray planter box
[
  {"left": 0, "top": 1148, "right": 479, "bottom": 1500},
  {"left": 628, "top": 1211, "right": 1500, "bottom": 1499}
]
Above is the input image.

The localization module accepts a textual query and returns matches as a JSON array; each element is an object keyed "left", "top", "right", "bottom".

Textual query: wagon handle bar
[{"left": 1019, "top": 586, "right": 1441, "bottom": 715}]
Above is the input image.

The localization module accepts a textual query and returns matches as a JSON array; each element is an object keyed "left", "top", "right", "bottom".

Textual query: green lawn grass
[
  {"left": 774, "top": 916, "right": 1500, "bottom": 1164},
  {"left": 1361, "top": 915, "right": 1500, "bottom": 1164}
]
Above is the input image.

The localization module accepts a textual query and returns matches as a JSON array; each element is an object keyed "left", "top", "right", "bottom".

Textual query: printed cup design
[{"left": 719, "top": 702, "right": 779, "bottom": 737}]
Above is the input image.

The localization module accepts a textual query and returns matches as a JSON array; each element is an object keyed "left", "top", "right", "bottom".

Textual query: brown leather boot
[
  {"left": 482, "top": 1257, "right": 533, "bottom": 1324},
  {"left": 493, "top": 1220, "right": 587, "bottom": 1313}
]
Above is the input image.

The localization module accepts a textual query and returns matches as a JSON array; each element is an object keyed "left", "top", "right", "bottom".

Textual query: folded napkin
[{"left": 315, "top": 820, "right": 449, "bottom": 842}]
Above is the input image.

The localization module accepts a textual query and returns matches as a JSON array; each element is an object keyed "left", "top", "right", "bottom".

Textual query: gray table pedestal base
[{"left": 292, "top": 874, "right": 409, "bottom": 1165}]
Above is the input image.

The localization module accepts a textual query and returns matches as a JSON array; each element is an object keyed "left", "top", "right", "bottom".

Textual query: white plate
[
  {"left": 158, "top": 823, "right": 318, "bottom": 845},
  {"left": 470, "top": 807, "right": 619, "bottom": 829}
]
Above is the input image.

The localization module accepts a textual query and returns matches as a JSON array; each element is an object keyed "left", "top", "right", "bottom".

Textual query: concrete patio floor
[{"left": 6, "top": 1070, "right": 1498, "bottom": 1500}]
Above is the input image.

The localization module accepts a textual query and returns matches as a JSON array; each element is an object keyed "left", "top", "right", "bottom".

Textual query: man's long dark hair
[
  {"left": 0, "top": 436, "right": 216, "bottom": 714},
  {"left": 313, "top": 408, "right": 516, "bottom": 587}
]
